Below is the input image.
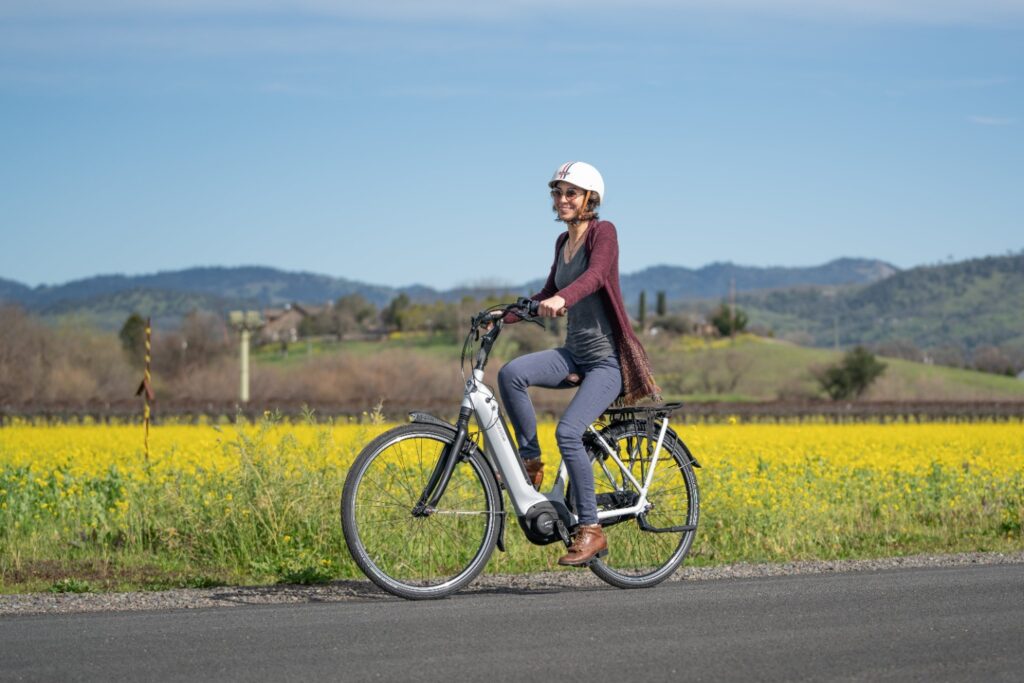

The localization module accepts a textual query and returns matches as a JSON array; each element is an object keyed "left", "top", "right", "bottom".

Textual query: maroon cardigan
[{"left": 509, "top": 219, "right": 661, "bottom": 404}]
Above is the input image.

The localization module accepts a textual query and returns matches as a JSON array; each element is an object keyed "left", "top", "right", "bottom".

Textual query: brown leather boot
[
  {"left": 558, "top": 524, "right": 608, "bottom": 566},
  {"left": 524, "top": 458, "right": 544, "bottom": 490}
]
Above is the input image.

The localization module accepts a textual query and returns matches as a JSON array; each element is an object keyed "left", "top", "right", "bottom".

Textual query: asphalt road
[{"left": 1, "top": 564, "right": 1021, "bottom": 682}]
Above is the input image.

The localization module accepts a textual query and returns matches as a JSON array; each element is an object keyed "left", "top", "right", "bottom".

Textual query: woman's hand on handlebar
[
  {"left": 538, "top": 295, "right": 568, "bottom": 318},
  {"left": 479, "top": 297, "right": 559, "bottom": 335}
]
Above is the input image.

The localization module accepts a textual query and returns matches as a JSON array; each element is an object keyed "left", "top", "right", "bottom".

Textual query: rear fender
[{"left": 666, "top": 429, "right": 702, "bottom": 468}]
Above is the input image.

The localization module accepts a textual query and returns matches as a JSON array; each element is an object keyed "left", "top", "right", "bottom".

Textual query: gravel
[{"left": 2, "top": 550, "right": 1022, "bottom": 617}]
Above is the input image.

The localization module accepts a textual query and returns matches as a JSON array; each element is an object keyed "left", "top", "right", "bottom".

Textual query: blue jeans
[{"left": 497, "top": 348, "right": 623, "bottom": 525}]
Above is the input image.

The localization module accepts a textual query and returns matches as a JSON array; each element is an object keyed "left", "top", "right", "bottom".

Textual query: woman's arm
[{"left": 554, "top": 221, "right": 618, "bottom": 308}]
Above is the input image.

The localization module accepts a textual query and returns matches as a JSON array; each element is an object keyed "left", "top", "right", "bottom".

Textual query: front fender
[{"left": 408, "top": 411, "right": 456, "bottom": 432}]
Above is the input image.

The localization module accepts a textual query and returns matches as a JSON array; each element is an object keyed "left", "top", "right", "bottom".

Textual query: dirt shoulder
[{"left": 3, "top": 550, "right": 1022, "bottom": 617}]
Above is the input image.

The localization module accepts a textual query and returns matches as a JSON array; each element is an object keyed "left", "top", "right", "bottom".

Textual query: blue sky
[{"left": 1, "top": 1, "right": 1022, "bottom": 290}]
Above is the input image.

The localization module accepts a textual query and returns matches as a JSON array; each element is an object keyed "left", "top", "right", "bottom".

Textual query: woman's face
[{"left": 551, "top": 181, "right": 586, "bottom": 222}]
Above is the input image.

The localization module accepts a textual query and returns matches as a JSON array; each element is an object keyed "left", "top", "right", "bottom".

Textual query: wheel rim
[
  {"left": 349, "top": 432, "right": 495, "bottom": 590},
  {"left": 591, "top": 428, "right": 697, "bottom": 581}
]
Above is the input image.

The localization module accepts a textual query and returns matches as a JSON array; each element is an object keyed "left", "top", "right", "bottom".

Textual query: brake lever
[
  {"left": 472, "top": 310, "right": 505, "bottom": 341},
  {"left": 470, "top": 312, "right": 486, "bottom": 340},
  {"left": 510, "top": 297, "right": 546, "bottom": 327}
]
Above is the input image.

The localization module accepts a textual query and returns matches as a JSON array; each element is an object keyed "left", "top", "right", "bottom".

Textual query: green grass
[
  {"left": 252, "top": 331, "right": 1024, "bottom": 402},
  {"left": 649, "top": 334, "right": 1024, "bottom": 402},
  {"left": 252, "top": 332, "right": 461, "bottom": 366}
]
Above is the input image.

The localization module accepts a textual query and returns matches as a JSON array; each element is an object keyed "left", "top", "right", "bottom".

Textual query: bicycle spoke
[
  {"left": 587, "top": 423, "right": 699, "bottom": 588},
  {"left": 342, "top": 425, "right": 499, "bottom": 596}
]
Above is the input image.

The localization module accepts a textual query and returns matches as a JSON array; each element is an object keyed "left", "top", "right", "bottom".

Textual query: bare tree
[
  {"left": 0, "top": 305, "right": 49, "bottom": 403},
  {"left": 723, "top": 349, "right": 753, "bottom": 391}
]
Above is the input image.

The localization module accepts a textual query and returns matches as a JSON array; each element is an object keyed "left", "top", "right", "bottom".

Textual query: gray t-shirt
[{"left": 554, "top": 242, "right": 616, "bottom": 364}]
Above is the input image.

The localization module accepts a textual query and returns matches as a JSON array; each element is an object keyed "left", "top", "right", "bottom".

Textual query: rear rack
[
  {"left": 602, "top": 402, "right": 684, "bottom": 419},
  {"left": 592, "top": 403, "right": 684, "bottom": 459}
]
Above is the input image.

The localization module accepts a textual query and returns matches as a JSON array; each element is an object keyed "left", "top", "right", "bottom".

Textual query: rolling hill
[
  {"left": 732, "top": 253, "right": 1024, "bottom": 352},
  {"left": 3, "top": 253, "right": 1019, "bottom": 356},
  {"left": 1, "top": 258, "right": 896, "bottom": 328}
]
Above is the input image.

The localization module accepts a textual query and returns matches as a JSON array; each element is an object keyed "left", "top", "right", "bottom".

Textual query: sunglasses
[{"left": 550, "top": 187, "right": 587, "bottom": 200}]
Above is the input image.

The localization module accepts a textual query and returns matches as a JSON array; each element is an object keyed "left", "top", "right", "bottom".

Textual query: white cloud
[{"left": 969, "top": 115, "right": 1017, "bottom": 125}]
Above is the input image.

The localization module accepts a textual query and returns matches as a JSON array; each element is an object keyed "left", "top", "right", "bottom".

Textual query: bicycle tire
[
  {"left": 341, "top": 423, "right": 501, "bottom": 600},
  {"left": 587, "top": 420, "right": 700, "bottom": 589}
]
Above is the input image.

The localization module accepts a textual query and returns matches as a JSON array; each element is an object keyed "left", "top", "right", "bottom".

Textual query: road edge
[{"left": 3, "top": 549, "right": 1022, "bottom": 617}]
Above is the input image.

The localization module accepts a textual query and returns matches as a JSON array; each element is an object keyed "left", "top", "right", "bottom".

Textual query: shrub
[
  {"left": 118, "top": 313, "right": 148, "bottom": 367},
  {"left": 651, "top": 314, "right": 695, "bottom": 335},
  {"left": 710, "top": 303, "right": 748, "bottom": 337},
  {"left": 815, "top": 346, "right": 887, "bottom": 400},
  {"left": 972, "top": 345, "right": 1017, "bottom": 376}
]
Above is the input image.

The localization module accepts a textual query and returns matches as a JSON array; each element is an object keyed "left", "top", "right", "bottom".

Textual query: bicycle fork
[{"left": 411, "top": 407, "right": 474, "bottom": 517}]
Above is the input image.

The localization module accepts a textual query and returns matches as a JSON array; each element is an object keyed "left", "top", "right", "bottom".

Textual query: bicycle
[{"left": 341, "top": 298, "right": 701, "bottom": 600}]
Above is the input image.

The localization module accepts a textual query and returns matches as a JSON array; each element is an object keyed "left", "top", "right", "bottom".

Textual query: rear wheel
[
  {"left": 341, "top": 424, "right": 501, "bottom": 599},
  {"left": 586, "top": 420, "right": 700, "bottom": 589}
]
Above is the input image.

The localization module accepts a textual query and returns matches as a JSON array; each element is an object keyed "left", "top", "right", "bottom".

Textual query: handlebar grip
[{"left": 516, "top": 297, "right": 540, "bottom": 317}]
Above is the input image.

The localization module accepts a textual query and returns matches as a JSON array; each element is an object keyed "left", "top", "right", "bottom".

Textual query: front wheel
[
  {"left": 587, "top": 420, "right": 700, "bottom": 589},
  {"left": 341, "top": 423, "right": 501, "bottom": 599}
]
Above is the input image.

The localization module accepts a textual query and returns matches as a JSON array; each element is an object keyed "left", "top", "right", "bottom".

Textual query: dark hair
[{"left": 551, "top": 193, "right": 600, "bottom": 224}]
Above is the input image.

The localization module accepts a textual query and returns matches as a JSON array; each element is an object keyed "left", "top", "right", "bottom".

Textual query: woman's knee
[
  {"left": 555, "top": 419, "right": 585, "bottom": 447},
  {"left": 497, "top": 362, "right": 523, "bottom": 393}
]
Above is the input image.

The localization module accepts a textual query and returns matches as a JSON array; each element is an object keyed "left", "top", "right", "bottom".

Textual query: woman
[{"left": 498, "top": 161, "right": 660, "bottom": 566}]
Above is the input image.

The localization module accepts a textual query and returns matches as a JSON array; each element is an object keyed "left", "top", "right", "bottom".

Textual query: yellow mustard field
[{"left": 1, "top": 419, "right": 1022, "bottom": 591}]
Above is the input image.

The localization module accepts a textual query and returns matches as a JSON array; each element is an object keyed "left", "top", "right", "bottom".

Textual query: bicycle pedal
[{"left": 555, "top": 520, "right": 571, "bottom": 545}]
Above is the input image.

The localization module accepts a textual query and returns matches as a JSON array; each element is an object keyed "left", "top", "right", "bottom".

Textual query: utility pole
[{"left": 229, "top": 310, "right": 264, "bottom": 404}]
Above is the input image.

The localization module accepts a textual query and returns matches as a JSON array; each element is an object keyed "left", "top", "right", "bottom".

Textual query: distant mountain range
[
  {"left": 0, "top": 258, "right": 896, "bottom": 330},
  {"left": 618, "top": 258, "right": 898, "bottom": 304},
  {"left": 5, "top": 254, "right": 1020, "bottom": 354},
  {"left": 731, "top": 253, "right": 1024, "bottom": 352}
]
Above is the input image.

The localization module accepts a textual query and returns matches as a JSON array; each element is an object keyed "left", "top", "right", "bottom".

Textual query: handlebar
[
  {"left": 462, "top": 298, "right": 544, "bottom": 376},
  {"left": 470, "top": 297, "right": 540, "bottom": 331}
]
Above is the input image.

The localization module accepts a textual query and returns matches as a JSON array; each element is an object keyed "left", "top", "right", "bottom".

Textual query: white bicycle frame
[{"left": 462, "top": 367, "right": 670, "bottom": 524}]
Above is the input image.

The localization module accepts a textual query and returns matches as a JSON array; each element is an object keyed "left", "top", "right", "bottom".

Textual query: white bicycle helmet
[{"left": 549, "top": 161, "right": 604, "bottom": 203}]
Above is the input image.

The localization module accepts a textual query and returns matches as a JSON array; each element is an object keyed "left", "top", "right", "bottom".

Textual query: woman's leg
[
  {"left": 555, "top": 355, "right": 623, "bottom": 525},
  {"left": 498, "top": 348, "right": 576, "bottom": 460}
]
